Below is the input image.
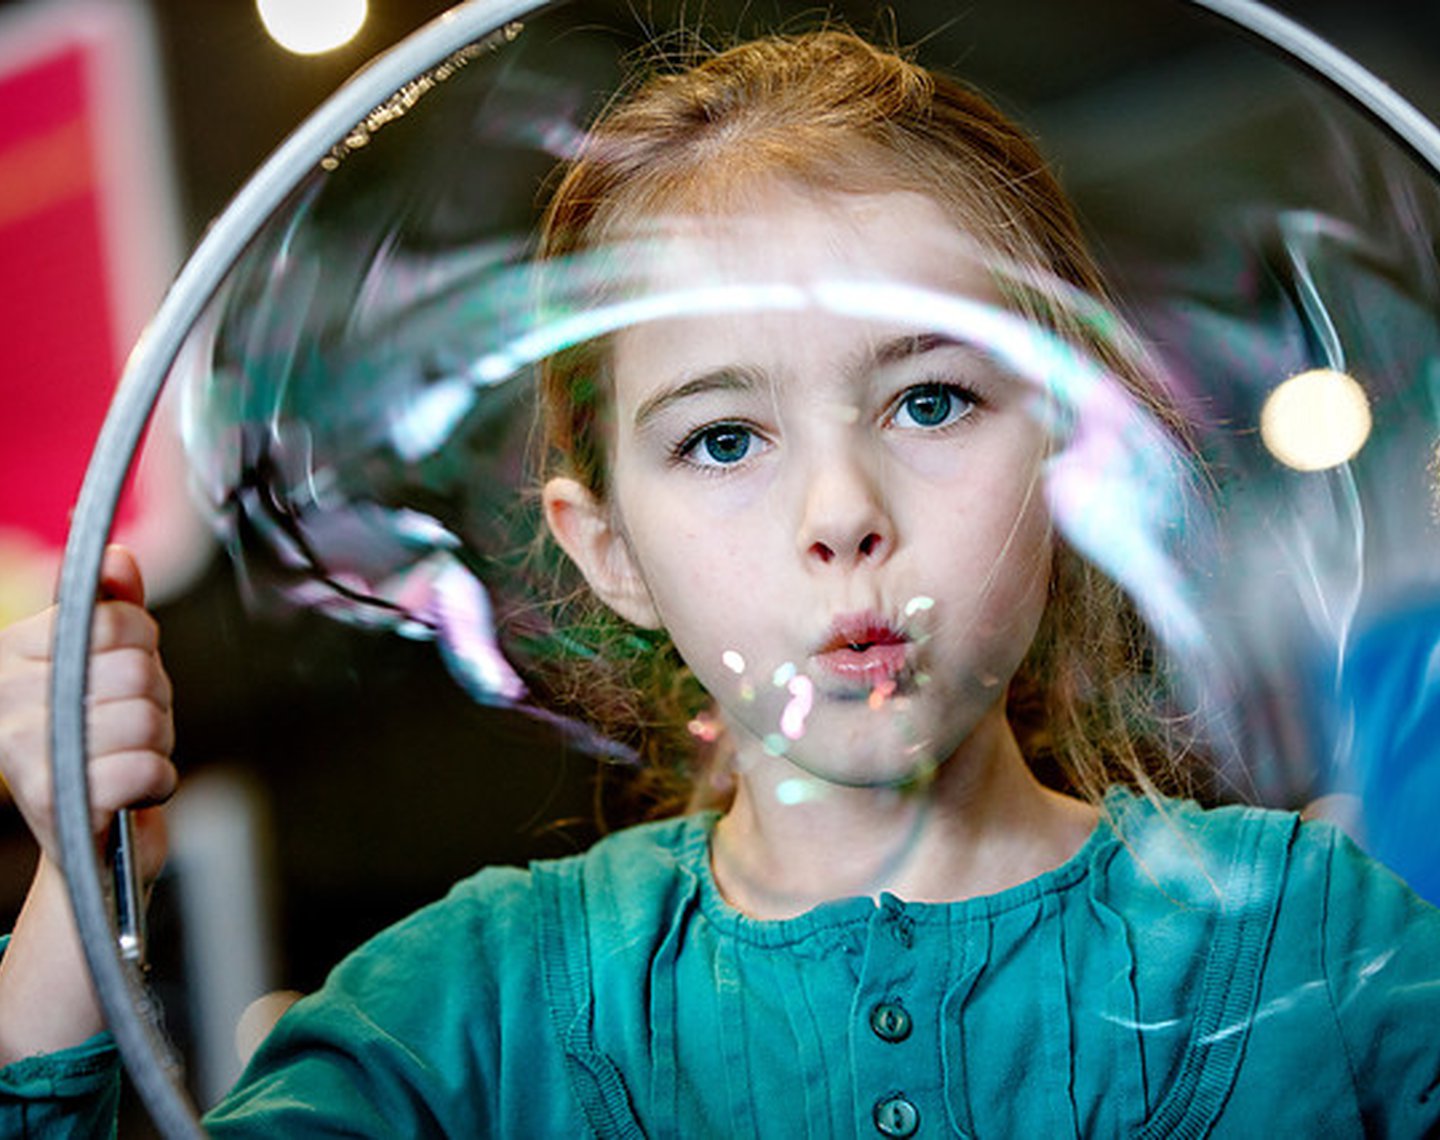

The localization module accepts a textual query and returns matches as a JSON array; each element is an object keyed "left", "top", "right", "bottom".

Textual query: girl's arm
[{"left": 0, "top": 546, "right": 176, "bottom": 1066}]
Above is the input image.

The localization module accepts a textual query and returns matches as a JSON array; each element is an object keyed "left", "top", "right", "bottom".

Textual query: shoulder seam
[{"left": 1135, "top": 806, "right": 1296, "bottom": 1139}]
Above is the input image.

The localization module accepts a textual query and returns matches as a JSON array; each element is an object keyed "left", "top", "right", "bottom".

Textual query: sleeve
[
  {"left": 203, "top": 897, "right": 501, "bottom": 1137},
  {"left": 0, "top": 938, "right": 123, "bottom": 1140},
  {"left": 1318, "top": 825, "right": 1440, "bottom": 1137},
  {"left": 202, "top": 866, "right": 580, "bottom": 1138}
]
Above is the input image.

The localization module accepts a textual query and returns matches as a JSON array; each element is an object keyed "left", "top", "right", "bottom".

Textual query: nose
[{"left": 796, "top": 449, "right": 894, "bottom": 569}]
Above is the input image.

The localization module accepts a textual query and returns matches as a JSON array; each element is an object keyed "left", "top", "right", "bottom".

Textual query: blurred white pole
[{"left": 167, "top": 767, "right": 279, "bottom": 1106}]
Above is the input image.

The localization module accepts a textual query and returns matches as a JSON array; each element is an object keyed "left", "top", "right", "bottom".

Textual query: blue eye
[
  {"left": 683, "top": 423, "right": 756, "bottom": 466},
  {"left": 892, "top": 383, "right": 974, "bottom": 429}
]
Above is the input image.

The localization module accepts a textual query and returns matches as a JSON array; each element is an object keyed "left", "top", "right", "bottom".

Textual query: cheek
[
  {"left": 999, "top": 499, "right": 1055, "bottom": 619},
  {"left": 622, "top": 508, "right": 756, "bottom": 635},
  {"left": 928, "top": 479, "right": 1053, "bottom": 644},
  {"left": 928, "top": 460, "right": 1050, "bottom": 566}
]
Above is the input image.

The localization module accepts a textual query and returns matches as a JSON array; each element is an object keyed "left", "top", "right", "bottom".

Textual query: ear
[{"left": 542, "top": 476, "right": 662, "bottom": 629}]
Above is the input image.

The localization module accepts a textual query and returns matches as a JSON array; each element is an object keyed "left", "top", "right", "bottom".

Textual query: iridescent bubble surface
[{"left": 160, "top": 0, "right": 1440, "bottom": 896}]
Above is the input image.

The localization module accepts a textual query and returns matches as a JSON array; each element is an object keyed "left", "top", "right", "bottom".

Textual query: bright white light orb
[
  {"left": 256, "top": 0, "right": 367, "bottom": 55},
  {"left": 1259, "top": 368, "right": 1372, "bottom": 472}
]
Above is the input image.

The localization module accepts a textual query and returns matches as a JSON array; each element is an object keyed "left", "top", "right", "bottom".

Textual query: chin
[{"left": 773, "top": 730, "right": 951, "bottom": 791}]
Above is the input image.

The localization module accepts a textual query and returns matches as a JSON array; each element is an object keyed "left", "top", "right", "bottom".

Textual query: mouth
[{"left": 812, "top": 612, "right": 911, "bottom": 688}]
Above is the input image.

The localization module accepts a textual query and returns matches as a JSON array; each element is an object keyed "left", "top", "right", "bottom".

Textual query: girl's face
[{"left": 550, "top": 185, "right": 1053, "bottom": 787}]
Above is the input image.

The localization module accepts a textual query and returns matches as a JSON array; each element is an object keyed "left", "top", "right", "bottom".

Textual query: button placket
[
  {"left": 854, "top": 897, "right": 931, "bottom": 1137},
  {"left": 882, "top": 895, "right": 916, "bottom": 949}
]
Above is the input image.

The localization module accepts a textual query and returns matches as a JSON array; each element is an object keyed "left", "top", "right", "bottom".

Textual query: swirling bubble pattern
[
  {"left": 178, "top": 220, "right": 1207, "bottom": 761},
  {"left": 166, "top": 6, "right": 1440, "bottom": 900}
]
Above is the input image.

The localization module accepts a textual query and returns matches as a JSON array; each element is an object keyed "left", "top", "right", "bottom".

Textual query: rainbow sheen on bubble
[{"left": 161, "top": 4, "right": 1440, "bottom": 900}]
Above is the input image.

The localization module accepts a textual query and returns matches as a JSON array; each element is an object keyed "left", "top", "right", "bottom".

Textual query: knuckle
[
  {"left": 87, "top": 647, "right": 172, "bottom": 707},
  {"left": 90, "top": 601, "right": 156, "bottom": 651},
  {"left": 89, "top": 604, "right": 122, "bottom": 646},
  {"left": 154, "top": 664, "right": 174, "bottom": 709},
  {"left": 95, "top": 750, "right": 178, "bottom": 810},
  {"left": 150, "top": 756, "right": 180, "bottom": 802},
  {"left": 87, "top": 697, "right": 166, "bottom": 753},
  {"left": 108, "top": 649, "right": 152, "bottom": 695},
  {"left": 128, "top": 606, "right": 160, "bottom": 650},
  {"left": 123, "top": 699, "right": 169, "bottom": 747}
]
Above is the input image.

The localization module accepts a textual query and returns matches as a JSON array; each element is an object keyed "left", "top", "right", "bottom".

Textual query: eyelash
[
  {"left": 885, "top": 380, "right": 982, "bottom": 431},
  {"left": 669, "top": 380, "right": 983, "bottom": 471},
  {"left": 671, "top": 421, "right": 769, "bottom": 471}
]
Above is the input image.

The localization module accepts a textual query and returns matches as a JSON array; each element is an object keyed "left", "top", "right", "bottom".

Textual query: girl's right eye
[{"left": 676, "top": 423, "right": 761, "bottom": 468}]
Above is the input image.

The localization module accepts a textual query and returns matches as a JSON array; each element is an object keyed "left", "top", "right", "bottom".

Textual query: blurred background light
[
  {"left": 1259, "top": 368, "right": 1373, "bottom": 471},
  {"left": 4, "top": 2, "right": 1440, "bottom": 1134},
  {"left": 256, "top": 0, "right": 367, "bottom": 56}
]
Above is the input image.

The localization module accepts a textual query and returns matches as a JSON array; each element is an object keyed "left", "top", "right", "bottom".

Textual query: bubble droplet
[
  {"left": 776, "top": 777, "right": 826, "bottom": 805},
  {"left": 687, "top": 713, "right": 722, "bottom": 743},
  {"left": 867, "top": 680, "right": 897, "bottom": 710},
  {"left": 781, "top": 675, "right": 814, "bottom": 739}
]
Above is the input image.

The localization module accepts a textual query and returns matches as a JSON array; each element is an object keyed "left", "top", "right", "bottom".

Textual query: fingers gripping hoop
[{"left": 48, "top": 1, "right": 1440, "bottom": 1135}]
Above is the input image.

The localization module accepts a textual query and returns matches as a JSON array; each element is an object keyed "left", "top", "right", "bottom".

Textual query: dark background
[
  {"left": 126, "top": 0, "right": 1440, "bottom": 981},
  {"left": 1, "top": 0, "right": 1438, "bottom": 1132}
]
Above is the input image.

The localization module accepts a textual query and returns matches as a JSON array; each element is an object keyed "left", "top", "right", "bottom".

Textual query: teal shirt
[{"left": 5, "top": 791, "right": 1439, "bottom": 1136}]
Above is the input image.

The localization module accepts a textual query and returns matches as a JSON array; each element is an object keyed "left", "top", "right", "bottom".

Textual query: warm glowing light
[
  {"left": 256, "top": 0, "right": 367, "bottom": 55},
  {"left": 1259, "top": 368, "right": 1372, "bottom": 472}
]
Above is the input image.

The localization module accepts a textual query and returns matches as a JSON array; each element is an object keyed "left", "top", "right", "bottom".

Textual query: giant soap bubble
[{"left": 47, "top": 1, "right": 1440, "bottom": 1133}]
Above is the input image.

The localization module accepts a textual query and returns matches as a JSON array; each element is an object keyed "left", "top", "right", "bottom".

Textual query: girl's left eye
[{"left": 890, "top": 382, "right": 976, "bottom": 430}]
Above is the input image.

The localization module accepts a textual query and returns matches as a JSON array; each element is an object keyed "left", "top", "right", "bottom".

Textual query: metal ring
[
  {"left": 51, "top": 4, "right": 540, "bottom": 1135},
  {"left": 47, "top": 2, "right": 1440, "bottom": 1135}
]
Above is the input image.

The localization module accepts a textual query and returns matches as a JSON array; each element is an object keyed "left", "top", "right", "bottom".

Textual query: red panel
[{"left": 0, "top": 40, "right": 129, "bottom": 548}]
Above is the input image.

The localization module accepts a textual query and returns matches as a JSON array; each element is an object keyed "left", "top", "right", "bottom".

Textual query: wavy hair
[{"left": 526, "top": 29, "right": 1207, "bottom": 820}]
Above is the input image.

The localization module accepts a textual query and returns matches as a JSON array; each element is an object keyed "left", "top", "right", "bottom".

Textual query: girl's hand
[
  {"left": 0, "top": 546, "right": 176, "bottom": 1066},
  {"left": 0, "top": 546, "right": 175, "bottom": 878}
]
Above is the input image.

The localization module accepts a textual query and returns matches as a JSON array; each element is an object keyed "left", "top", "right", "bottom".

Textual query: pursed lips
[{"left": 812, "top": 611, "right": 911, "bottom": 685}]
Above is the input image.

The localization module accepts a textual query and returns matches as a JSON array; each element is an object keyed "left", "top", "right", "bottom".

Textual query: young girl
[{"left": 3, "top": 29, "right": 1438, "bottom": 1138}]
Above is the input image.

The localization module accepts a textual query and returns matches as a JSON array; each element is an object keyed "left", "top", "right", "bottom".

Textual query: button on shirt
[
  {"left": 873, "top": 1093, "right": 920, "bottom": 1136},
  {"left": 561, "top": 791, "right": 1440, "bottom": 1138},
  {"left": 869, "top": 1001, "right": 912, "bottom": 1043},
  {"left": 12, "top": 790, "right": 1440, "bottom": 1138},
  {"left": 651, "top": 841, "right": 1096, "bottom": 1136}
]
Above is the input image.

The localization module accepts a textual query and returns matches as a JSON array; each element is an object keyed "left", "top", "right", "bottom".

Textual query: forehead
[
  {"left": 607, "top": 186, "right": 1006, "bottom": 397},
  {"left": 626, "top": 185, "right": 996, "bottom": 294}
]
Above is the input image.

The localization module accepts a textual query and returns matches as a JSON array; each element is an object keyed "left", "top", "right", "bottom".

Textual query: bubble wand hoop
[
  {"left": 46, "top": 2, "right": 1440, "bottom": 1137},
  {"left": 50, "top": 6, "right": 530, "bottom": 1136}
]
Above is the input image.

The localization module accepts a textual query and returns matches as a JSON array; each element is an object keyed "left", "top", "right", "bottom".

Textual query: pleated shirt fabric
[{"left": 5, "top": 789, "right": 1438, "bottom": 1137}]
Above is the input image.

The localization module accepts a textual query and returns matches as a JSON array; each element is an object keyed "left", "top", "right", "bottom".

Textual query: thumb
[{"left": 97, "top": 545, "right": 146, "bottom": 606}]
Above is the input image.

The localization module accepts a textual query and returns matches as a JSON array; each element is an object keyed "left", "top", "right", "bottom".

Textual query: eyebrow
[
  {"left": 866, "top": 332, "right": 969, "bottom": 370},
  {"left": 631, "top": 334, "right": 983, "bottom": 431},
  {"left": 633, "top": 368, "right": 761, "bottom": 432}
]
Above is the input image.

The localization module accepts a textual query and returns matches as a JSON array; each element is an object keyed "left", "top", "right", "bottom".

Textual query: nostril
[
  {"left": 810, "top": 541, "right": 836, "bottom": 564},
  {"left": 858, "top": 532, "right": 882, "bottom": 558}
]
